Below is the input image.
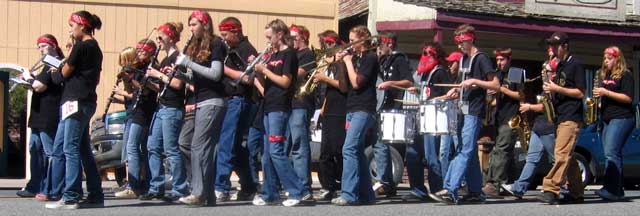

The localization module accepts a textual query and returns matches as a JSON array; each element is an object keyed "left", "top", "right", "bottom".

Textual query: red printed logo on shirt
[
  {"left": 602, "top": 79, "right": 617, "bottom": 86},
  {"left": 268, "top": 60, "right": 283, "bottom": 67},
  {"left": 345, "top": 121, "right": 350, "bottom": 130}
]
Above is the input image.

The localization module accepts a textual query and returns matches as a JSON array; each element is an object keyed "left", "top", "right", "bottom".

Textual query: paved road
[{"left": 1, "top": 187, "right": 639, "bottom": 216}]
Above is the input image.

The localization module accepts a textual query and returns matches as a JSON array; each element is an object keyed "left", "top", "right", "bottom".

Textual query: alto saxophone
[
  {"left": 585, "top": 70, "right": 601, "bottom": 125},
  {"left": 508, "top": 113, "right": 531, "bottom": 151},
  {"left": 537, "top": 62, "right": 556, "bottom": 123}
]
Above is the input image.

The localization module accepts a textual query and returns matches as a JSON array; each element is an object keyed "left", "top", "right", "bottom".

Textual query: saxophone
[
  {"left": 537, "top": 61, "right": 557, "bottom": 123},
  {"left": 585, "top": 70, "right": 601, "bottom": 125},
  {"left": 508, "top": 113, "right": 531, "bottom": 151}
]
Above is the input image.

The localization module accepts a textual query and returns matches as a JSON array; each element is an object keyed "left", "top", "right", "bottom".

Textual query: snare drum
[
  {"left": 419, "top": 100, "right": 459, "bottom": 135},
  {"left": 379, "top": 109, "right": 416, "bottom": 144},
  {"left": 402, "top": 91, "right": 420, "bottom": 111}
]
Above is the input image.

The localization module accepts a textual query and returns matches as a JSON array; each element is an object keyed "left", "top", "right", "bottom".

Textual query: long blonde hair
[
  {"left": 265, "top": 19, "right": 293, "bottom": 48},
  {"left": 600, "top": 46, "right": 627, "bottom": 80}
]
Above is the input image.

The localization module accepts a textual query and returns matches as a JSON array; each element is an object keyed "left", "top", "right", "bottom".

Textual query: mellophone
[{"left": 379, "top": 83, "right": 460, "bottom": 145}]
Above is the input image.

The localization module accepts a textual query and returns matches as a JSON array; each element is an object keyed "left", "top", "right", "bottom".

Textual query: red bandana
[
  {"left": 37, "top": 36, "right": 58, "bottom": 48},
  {"left": 454, "top": 32, "right": 474, "bottom": 44},
  {"left": 494, "top": 50, "right": 511, "bottom": 58},
  {"left": 158, "top": 24, "right": 179, "bottom": 42},
  {"left": 323, "top": 35, "right": 338, "bottom": 44},
  {"left": 417, "top": 54, "right": 438, "bottom": 75},
  {"left": 218, "top": 21, "right": 242, "bottom": 32},
  {"left": 69, "top": 13, "right": 91, "bottom": 28},
  {"left": 605, "top": 47, "right": 619, "bottom": 58},
  {"left": 191, "top": 10, "right": 209, "bottom": 25},
  {"left": 136, "top": 43, "right": 155, "bottom": 55},
  {"left": 290, "top": 25, "right": 309, "bottom": 40},
  {"left": 380, "top": 37, "right": 394, "bottom": 44}
]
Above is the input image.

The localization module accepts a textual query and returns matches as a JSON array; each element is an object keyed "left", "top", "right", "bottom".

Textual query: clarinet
[
  {"left": 102, "top": 77, "right": 123, "bottom": 125},
  {"left": 159, "top": 34, "right": 193, "bottom": 99},
  {"left": 132, "top": 44, "right": 162, "bottom": 112}
]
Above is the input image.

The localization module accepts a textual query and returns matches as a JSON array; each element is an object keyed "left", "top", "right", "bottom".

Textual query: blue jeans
[
  {"left": 146, "top": 106, "right": 187, "bottom": 196},
  {"left": 125, "top": 122, "right": 150, "bottom": 193},
  {"left": 405, "top": 134, "right": 428, "bottom": 197},
  {"left": 60, "top": 103, "right": 103, "bottom": 202},
  {"left": 512, "top": 132, "right": 555, "bottom": 194},
  {"left": 443, "top": 115, "right": 483, "bottom": 198},
  {"left": 373, "top": 114, "right": 393, "bottom": 186},
  {"left": 260, "top": 111, "right": 305, "bottom": 201},
  {"left": 601, "top": 118, "right": 635, "bottom": 197},
  {"left": 440, "top": 135, "right": 456, "bottom": 175},
  {"left": 340, "top": 111, "right": 376, "bottom": 204},
  {"left": 215, "top": 97, "right": 256, "bottom": 193},
  {"left": 285, "top": 108, "right": 312, "bottom": 193},
  {"left": 25, "top": 129, "right": 55, "bottom": 195},
  {"left": 48, "top": 126, "right": 66, "bottom": 198},
  {"left": 247, "top": 126, "right": 264, "bottom": 186}
]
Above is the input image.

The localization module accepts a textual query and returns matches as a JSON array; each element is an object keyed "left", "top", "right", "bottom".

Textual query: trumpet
[
  {"left": 585, "top": 70, "right": 602, "bottom": 125},
  {"left": 294, "top": 56, "right": 334, "bottom": 99},
  {"left": 232, "top": 42, "right": 271, "bottom": 86}
]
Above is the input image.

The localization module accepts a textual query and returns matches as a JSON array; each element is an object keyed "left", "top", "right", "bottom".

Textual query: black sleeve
[
  {"left": 477, "top": 54, "right": 495, "bottom": 80},
  {"left": 211, "top": 38, "right": 226, "bottom": 62},
  {"left": 299, "top": 51, "right": 316, "bottom": 72},
  {"left": 572, "top": 62, "right": 585, "bottom": 90},
  {"left": 358, "top": 53, "right": 378, "bottom": 81},
  {"left": 394, "top": 56, "right": 413, "bottom": 82},
  {"left": 283, "top": 50, "right": 298, "bottom": 79},
  {"left": 620, "top": 71, "right": 635, "bottom": 99},
  {"left": 35, "top": 66, "right": 52, "bottom": 85}
]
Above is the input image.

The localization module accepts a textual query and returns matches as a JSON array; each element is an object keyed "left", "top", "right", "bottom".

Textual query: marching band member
[
  {"left": 502, "top": 57, "right": 559, "bottom": 199},
  {"left": 403, "top": 42, "right": 448, "bottom": 201},
  {"left": 114, "top": 39, "right": 158, "bottom": 199},
  {"left": 287, "top": 24, "right": 316, "bottom": 200},
  {"left": 141, "top": 22, "right": 187, "bottom": 202},
  {"left": 178, "top": 85, "right": 196, "bottom": 183},
  {"left": 440, "top": 51, "right": 463, "bottom": 176},
  {"left": 431, "top": 24, "right": 500, "bottom": 205},
  {"left": 482, "top": 48, "right": 523, "bottom": 198},
  {"left": 215, "top": 16, "right": 260, "bottom": 201},
  {"left": 372, "top": 32, "right": 413, "bottom": 196},
  {"left": 45, "top": 10, "right": 104, "bottom": 209},
  {"left": 176, "top": 10, "right": 228, "bottom": 206},
  {"left": 331, "top": 25, "right": 378, "bottom": 206},
  {"left": 537, "top": 32, "right": 585, "bottom": 204},
  {"left": 314, "top": 30, "right": 348, "bottom": 200},
  {"left": 593, "top": 46, "right": 635, "bottom": 201},
  {"left": 251, "top": 19, "right": 307, "bottom": 207},
  {"left": 16, "top": 35, "right": 64, "bottom": 201}
]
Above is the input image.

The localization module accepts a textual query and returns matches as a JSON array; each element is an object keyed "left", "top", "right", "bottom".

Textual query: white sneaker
[
  {"left": 282, "top": 199, "right": 300, "bottom": 207},
  {"left": 45, "top": 200, "right": 79, "bottom": 210},
  {"left": 114, "top": 188, "right": 138, "bottom": 199},
  {"left": 252, "top": 196, "right": 267, "bottom": 206}
]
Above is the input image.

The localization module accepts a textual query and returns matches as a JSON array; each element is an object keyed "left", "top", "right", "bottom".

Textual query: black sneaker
[
  {"left": 315, "top": 189, "right": 336, "bottom": 201},
  {"left": 559, "top": 195, "right": 584, "bottom": 204},
  {"left": 16, "top": 189, "right": 36, "bottom": 198},
  {"left": 233, "top": 190, "right": 256, "bottom": 201},
  {"left": 431, "top": 189, "right": 457, "bottom": 205},
  {"left": 139, "top": 193, "right": 163, "bottom": 201},
  {"left": 79, "top": 198, "right": 104, "bottom": 208},
  {"left": 401, "top": 191, "right": 429, "bottom": 202},
  {"left": 162, "top": 193, "right": 182, "bottom": 202},
  {"left": 459, "top": 192, "right": 486, "bottom": 204},
  {"left": 301, "top": 192, "right": 316, "bottom": 202},
  {"left": 536, "top": 191, "right": 559, "bottom": 205}
]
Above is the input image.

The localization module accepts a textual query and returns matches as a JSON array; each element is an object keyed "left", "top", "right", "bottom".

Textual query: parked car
[
  {"left": 90, "top": 110, "right": 127, "bottom": 185},
  {"left": 574, "top": 104, "right": 640, "bottom": 188}
]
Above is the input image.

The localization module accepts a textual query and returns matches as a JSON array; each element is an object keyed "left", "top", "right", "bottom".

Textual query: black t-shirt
[
  {"left": 495, "top": 68, "right": 521, "bottom": 125},
  {"left": 601, "top": 70, "right": 635, "bottom": 122},
  {"left": 532, "top": 113, "right": 556, "bottom": 135},
  {"left": 194, "top": 37, "right": 227, "bottom": 102},
  {"left": 158, "top": 51, "right": 185, "bottom": 108},
  {"left": 421, "top": 66, "right": 450, "bottom": 99},
  {"left": 292, "top": 48, "right": 316, "bottom": 110},
  {"left": 29, "top": 66, "right": 62, "bottom": 130},
  {"left": 323, "top": 62, "right": 348, "bottom": 116},
  {"left": 52, "top": 39, "right": 102, "bottom": 105},
  {"left": 264, "top": 47, "right": 298, "bottom": 113},
  {"left": 553, "top": 55, "right": 585, "bottom": 123},
  {"left": 346, "top": 51, "right": 379, "bottom": 113},
  {"left": 223, "top": 37, "right": 258, "bottom": 98},
  {"left": 129, "top": 65, "right": 157, "bottom": 125},
  {"left": 379, "top": 52, "right": 412, "bottom": 110},
  {"left": 461, "top": 52, "right": 495, "bottom": 116}
]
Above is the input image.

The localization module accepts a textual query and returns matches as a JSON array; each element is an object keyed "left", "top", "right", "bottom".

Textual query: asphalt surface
[{"left": 1, "top": 187, "right": 639, "bottom": 216}]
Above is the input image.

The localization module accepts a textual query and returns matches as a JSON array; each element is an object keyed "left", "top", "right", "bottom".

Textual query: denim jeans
[
  {"left": 443, "top": 115, "right": 483, "bottom": 198},
  {"left": 25, "top": 129, "right": 55, "bottom": 195},
  {"left": 340, "top": 111, "right": 376, "bottom": 204},
  {"left": 247, "top": 126, "right": 264, "bottom": 186},
  {"left": 48, "top": 125, "right": 66, "bottom": 198},
  {"left": 511, "top": 132, "right": 555, "bottom": 194},
  {"left": 440, "top": 134, "right": 456, "bottom": 175},
  {"left": 424, "top": 134, "right": 445, "bottom": 193},
  {"left": 125, "top": 122, "right": 150, "bottom": 193},
  {"left": 260, "top": 111, "right": 305, "bottom": 201},
  {"left": 405, "top": 134, "right": 428, "bottom": 197},
  {"left": 60, "top": 103, "right": 103, "bottom": 202},
  {"left": 372, "top": 114, "right": 393, "bottom": 186},
  {"left": 601, "top": 118, "right": 635, "bottom": 197},
  {"left": 216, "top": 97, "right": 256, "bottom": 194},
  {"left": 284, "top": 108, "right": 312, "bottom": 193},
  {"left": 146, "top": 106, "right": 187, "bottom": 196}
]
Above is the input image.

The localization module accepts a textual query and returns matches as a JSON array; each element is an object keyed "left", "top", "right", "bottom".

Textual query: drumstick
[
  {"left": 389, "top": 85, "right": 408, "bottom": 91},
  {"left": 394, "top": 99, "right": 419, "bottom": 106},
  {"left": 432, "top": 83, "right": 460, "bottom": 87}
]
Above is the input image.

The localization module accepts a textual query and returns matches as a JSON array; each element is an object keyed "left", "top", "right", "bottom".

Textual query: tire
[
  {"left": 365, "top": 145, "right": 404, "bottom": 187},
  {"left": 574, "top": 153, "right": 593, "bottom": 188}
]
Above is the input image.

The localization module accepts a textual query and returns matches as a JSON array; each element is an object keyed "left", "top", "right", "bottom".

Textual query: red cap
[{"left": 446, "top": 52, "right": 463, "bottom": 62}]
